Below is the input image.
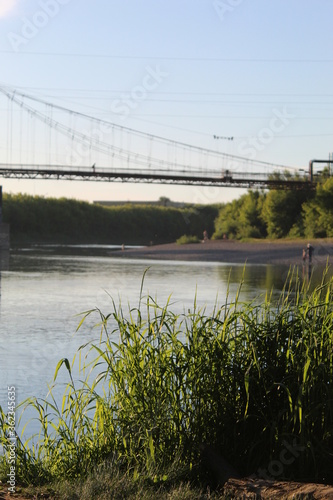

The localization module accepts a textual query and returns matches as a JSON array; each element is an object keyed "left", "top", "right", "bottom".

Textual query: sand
[{"left": 120, "top": 239, "right": 333, "bottom": 266}]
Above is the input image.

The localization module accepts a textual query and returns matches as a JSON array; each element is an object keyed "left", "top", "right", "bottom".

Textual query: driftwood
[
  {"left": 223, "top": 477, "right": 333, "bottom": 499},
  {"left": 200, "top": 444, "right": 333, "bottom": 499}
]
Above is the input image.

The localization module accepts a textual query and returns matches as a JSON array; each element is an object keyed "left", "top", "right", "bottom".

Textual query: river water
[{"left": 0, "top": 245, "right": 328, "bottom": 441}]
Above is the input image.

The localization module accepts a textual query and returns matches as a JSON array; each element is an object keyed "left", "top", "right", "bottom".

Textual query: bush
[{"left": 176, "top": 235, "right": 200, "bottom": 245}]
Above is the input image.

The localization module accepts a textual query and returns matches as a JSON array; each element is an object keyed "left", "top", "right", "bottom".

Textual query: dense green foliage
[
  {"left": 176, "top": 234, "right": 200, "bottom": 244},
  {"left": 213, "top": 175, "right": 333, "bottom": 240},
  {"left": 1, "top": 270, "right": 333, "bottom": 489},
  {"left": 2, "top": 193, "right": 219, "bottom": 246},
  {"left": 302, "top": 178, "right": 333, "bottom": 238},
  {"left": 3, "top": 174, "right": 332, "bottom": 245},
  {"left": 213, "top": 190, "right": 267, "bottom": 239}
]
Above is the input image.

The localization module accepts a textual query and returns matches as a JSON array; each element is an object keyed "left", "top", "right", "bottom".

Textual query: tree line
[
  {"left": 213, "top": 175, "right": 333, "bottom": 240},
  {"left": 2, "top": 193, "right": 219, "bottom": 245},
  {"left": 2, "top": 174, "right": 332, "bottom": 245}
]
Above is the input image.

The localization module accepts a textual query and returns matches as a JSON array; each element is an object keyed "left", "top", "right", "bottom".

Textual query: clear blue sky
[{"left": 0, "top": 0, "right": 332, "bottom": 204}]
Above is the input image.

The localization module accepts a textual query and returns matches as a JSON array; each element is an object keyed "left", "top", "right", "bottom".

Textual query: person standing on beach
[{"left": 307, "top": 243, "right": 314, "bottom": 263}]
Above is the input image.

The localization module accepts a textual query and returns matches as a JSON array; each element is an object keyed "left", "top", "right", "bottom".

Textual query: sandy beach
[{"left": 121, "top": 239, "right": 333, "bottom": 265}]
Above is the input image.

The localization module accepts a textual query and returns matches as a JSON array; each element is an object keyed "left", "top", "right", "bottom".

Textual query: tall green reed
[{"left": 1, "top": 267, "right": 332, "bottom": 486}]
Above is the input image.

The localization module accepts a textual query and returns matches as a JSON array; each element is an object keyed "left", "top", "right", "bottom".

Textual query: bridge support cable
[{"left": 0, "top": 85, "right": 300, "bottom": 183}]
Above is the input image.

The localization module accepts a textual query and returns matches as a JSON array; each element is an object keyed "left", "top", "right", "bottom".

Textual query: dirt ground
[
  {"left": 2, "top": 478, "right": 333, "bottom": 499},
  {"left": 120, "top": 239, "right": 333, "bottom": 266}
]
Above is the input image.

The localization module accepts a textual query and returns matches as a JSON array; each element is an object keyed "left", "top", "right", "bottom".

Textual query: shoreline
[{"left": 120, "top": 239, "right": 333, "bottom": 265}]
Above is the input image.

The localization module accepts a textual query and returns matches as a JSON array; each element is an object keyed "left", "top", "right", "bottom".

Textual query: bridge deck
[{"left": 0, "top": 164, "right": 314, "bottom": 190}]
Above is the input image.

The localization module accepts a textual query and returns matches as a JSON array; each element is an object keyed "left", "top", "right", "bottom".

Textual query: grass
[
  {"left": 2, "top": 469, "right": 225, "bottom": 499},
  {"left": 176, "top": 234, "right": 201, "bottom": 244},
  {"left": 1, "top": 267, "right": 333, "bottom": 496}
]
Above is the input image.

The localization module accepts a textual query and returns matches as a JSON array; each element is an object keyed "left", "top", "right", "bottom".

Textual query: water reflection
[{"left": 218, "top": 261, "right": 333, "bottom": 298}]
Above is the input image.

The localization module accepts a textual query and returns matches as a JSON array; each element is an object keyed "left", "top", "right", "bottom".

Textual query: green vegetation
[
  {"left": 176, "top": 234, "right": 201, "bottom": 244},
  {"left": 1, "top": 475, "right": 223, "bottom": 500},
  {"left": 213, "top": 174, "right": 333, "bottom": 240},
  {"left": 3, "top": 172, "right": 333, "bottom": 246},
  {"left": 1, "top": 269, "right": 333, "bottom": 497},
  {"left": 2, "top": 193, "right": 219, "bottom": 246},
  {"left": 213, "top": 190, "right": 267, "bottom": 239}
]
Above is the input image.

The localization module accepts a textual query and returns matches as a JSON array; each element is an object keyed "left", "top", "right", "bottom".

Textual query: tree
[
  {"left": 238, "top": 190, "right": 266, "bottom": 238},
  {"left": 158, "top": 196, "right": 171, "bottom": 207},
  {"left": 213, "top": 191, "right": 266, "bottom": 240},
  {"left": 303, "top": 178, "right": 333, "bottom": 238},
  {"left": 261, "top": 187, "right": 311, "bottom": 239},
  {"left": 213, "top": 198, "right": 242, "bottom": 239}
]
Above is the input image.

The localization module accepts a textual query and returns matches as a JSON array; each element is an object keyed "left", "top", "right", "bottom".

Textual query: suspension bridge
[{"left": 0, "top": 86, "right": 323, "bottom": 190}]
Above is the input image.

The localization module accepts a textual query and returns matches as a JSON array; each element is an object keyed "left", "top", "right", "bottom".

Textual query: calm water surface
[{"left": 0, "top": 245, "right": 328, "bottom": 440}]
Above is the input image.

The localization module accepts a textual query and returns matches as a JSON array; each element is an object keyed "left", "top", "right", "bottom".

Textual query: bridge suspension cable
[{"left": 0, "top": 85, "right": 297, "bottom": 178}]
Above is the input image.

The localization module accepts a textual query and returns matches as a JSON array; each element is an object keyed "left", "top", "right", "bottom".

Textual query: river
[{"left": 0, "top": 244, "right": 327, "bottom": 441}]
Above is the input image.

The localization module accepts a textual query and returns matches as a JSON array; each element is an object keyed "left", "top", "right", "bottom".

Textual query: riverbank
[{"left": 120, "top": 238, "right": 333, "bottom": 265}]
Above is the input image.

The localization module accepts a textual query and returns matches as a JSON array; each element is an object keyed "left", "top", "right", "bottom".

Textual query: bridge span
[
  {"left": 0, "top": 87, "right": 329, "bottom": 192},
  {"left": 0, "top": 163, "right": 315, "bottom": 190}
]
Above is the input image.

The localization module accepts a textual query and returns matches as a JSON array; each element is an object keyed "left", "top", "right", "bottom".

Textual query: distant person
[
  {"left": 302, "top": 248, "right": 307, "bottom": 263},
  {"left": 203, "top": 230, "right": 209, "bottom": 242},
  {"left": 307, "top": 243, "right": 314, "bottom": 263}
]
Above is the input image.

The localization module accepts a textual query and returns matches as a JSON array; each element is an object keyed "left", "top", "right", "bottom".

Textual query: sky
[{"left": 0, "top": 0, "right": 332, "bottom": 205}]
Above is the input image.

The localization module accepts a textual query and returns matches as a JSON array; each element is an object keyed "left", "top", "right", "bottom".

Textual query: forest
[
  {"left": 2, "top": 174, "right": 333, "bottom": 245},
  {"left": 212, "top": 174, "right": 333, "bottom": 240},
  {"left": 2, "top": 193, "right": 219, "bottom": 245}
]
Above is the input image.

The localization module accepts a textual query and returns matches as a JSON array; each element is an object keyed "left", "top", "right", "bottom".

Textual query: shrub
[{"left": 176, "top": 235, "right": 200, "bottom": 244}]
